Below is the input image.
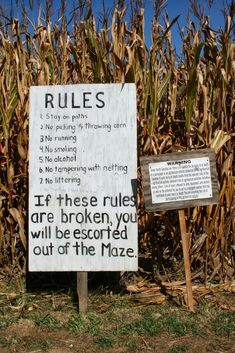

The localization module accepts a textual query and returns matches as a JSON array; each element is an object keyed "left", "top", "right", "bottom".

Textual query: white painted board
[
  {"left": 149, "top": 157, "right": 212, "bottom": 204},
  {"left": 29, "top": 84, "right": 137, "bottom": 271}
]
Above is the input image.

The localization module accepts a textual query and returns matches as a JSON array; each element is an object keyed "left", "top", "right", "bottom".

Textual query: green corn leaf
[
  {"left": 158, "top": 15, "right": 180, "bottom": 49},
  {"left": 185, "top": 42, "right": 204, "bottom": 131},
  {"left": 148, "top": 69, "right": 172, "bottom": 136},
  {"left": 157, "top": 69, "right": 172, "bottom": 103}
]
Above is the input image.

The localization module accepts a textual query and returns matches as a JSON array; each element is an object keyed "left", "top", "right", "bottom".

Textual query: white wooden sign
[{"left": 29, "top": 84, "right": 137, "bottom": 271}]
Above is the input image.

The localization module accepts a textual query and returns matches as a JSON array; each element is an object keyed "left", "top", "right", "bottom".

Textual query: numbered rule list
[{"left": 29, "top": 84, "right": 138, "bottom": 271}]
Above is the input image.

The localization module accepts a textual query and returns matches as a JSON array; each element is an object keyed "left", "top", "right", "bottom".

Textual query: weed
[
  {"left": 212, "top": 312, "right": 235, "bottom": 336},
  {"left": 29, "top": 338, "right": 50, "bottom": 352},
  {"left": 95, "top": 335, "right": 113, "bottom": 348},
  {"left": 66, "top": 314, "right": 84, "bottom": 332},
  {"left": 0, "top": 335, "right": 23, "bottom": 349},
  {"left": 0, "top": 337, "right": 8, "bottom": 347},
  {"left": 0, "top": 336, "right": 10, "bottom": 347},
  {"left": 85, "top": 314, "right": 101, "bottom": 336},
  {"left": 120, "top": 307, "right": 161, "bottom": 336},
  {"left": 0, "top": 307, "right": 7, "bottom": 316},
  {"left": 34, "top": 314, "right": 60, "bottom": 329},
  {"left": 67, "top": 313, "right": 101, "bottom": 337},
  {"left": 168, "top": 344, "right": 189, "bottom": 353},
  {"left": 0, "top": 317, "right": 14, "bottom": 329},
  {"left": 140, "top": 308, "right": 162, "bottom": 336},
  {"left": 161, "top": 316, "right": 197, "bottom": 337},
  {"left": 119, "top": 307, "right": 201, "bottom": 338},
  {"left": 125, "top": 339, "right": 139, "bottom": 352}
]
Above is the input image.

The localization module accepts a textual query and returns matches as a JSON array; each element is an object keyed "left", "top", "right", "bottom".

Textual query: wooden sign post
[
  {"left": 178, "top": 209, "right": 194, "bottom": 311},
  {"left": 77, "top": 272, "right": 88, "bottom": 314},
  {"left": 140, "top": 149, "right": 219, "bottom": 311},
  {"left": 29, "top": 84, "right": 138, "bottom": 313}
]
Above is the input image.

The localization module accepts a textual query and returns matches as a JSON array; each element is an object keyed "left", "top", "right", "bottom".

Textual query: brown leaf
[
  {"left": 210, "top": 130, "right": 231, "bottom": 154},
  {"left": 7, "top": 164, "right": 14, "bottom": 188},
  {"left": 9, "top": 208, "right": 27, "bottom": 250}
]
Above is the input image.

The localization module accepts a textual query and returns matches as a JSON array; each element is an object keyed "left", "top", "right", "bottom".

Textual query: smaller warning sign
[
  {"left": 140, "top": 149, "right": 219, "bottom": 212},
  {"left": 149, "top": 157, "right": 212, "bottom": 204}
]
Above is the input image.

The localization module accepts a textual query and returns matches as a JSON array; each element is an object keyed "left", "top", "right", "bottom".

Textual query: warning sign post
[{"left": 140, "top": 149, "right": 219, "bottom": 311}]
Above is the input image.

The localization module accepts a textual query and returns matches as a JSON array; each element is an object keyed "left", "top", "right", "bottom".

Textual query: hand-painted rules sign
[{"left": 29, "top": 84, "right": 137, "bottom": 272}]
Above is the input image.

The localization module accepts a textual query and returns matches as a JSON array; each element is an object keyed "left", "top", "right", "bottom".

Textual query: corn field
[{"left": 0, "top": 0, "right": 234, "bottom": 283}]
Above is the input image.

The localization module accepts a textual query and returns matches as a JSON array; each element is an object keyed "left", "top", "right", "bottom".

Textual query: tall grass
[{"left": 0, "top": 0, "right": 234, "bottom": 283}]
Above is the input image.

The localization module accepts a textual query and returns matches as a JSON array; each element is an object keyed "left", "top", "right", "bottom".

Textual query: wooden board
[
  {"left": 140, "top": 149, "right": 219, "bottom": 212},
  {"left": 29, "top": 83, "right": 138, "bottom": 272},
  {"left": 77, "top": 272, "right": 88, "bottom": 313}
]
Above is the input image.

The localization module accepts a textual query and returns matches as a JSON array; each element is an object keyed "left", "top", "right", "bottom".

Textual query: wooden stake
[
  {"left": 77, "top": 272, "right": 88, "bottom": 314},
  {"left": 178, "top": 209, "right": 194, "bottom": 312}
]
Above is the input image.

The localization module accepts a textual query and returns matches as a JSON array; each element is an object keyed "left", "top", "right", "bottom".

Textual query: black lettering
[
  {"left": 31, "top": 212, "right": 54, "bottom": 223},
  {"left": 83, "top": 92, "right": 92, "bottom": 108},
  {"left": 73, "top": 241, "right": 95, "bottom": 256},
  {"left": 58, "top": 93, "right": 68, "bottom": 108},
  {"left": 55, "top": 226, "right": 70, "bottom": 239},
  {"left": 31, "top": 230, "right": 41, "bottom": 239},
  {"left": 130, "top": 195, "right": 136, "bottom": 207},
  {"left": 33, "top": 243, "right": 54, "bottom": 256},
  {"left": 71, "top": 92, "right": 81, "bottom": 108},
  {"left": 90, "top": 196, "right": 98, "bottom": 207},
  {"left": 96, "top": 92, "right": 105, "bottom": 108},
  {"left": 34, "top": 195, "right": 44, "bottom": 206},
  {"left": 45, "top": 93, "right": 54, "bottom": 108},
  {"left": 101, "top": 243, "right": 134, "bottom": 257},
  {"left": 119, "top": 247, "right": 125, "bottom": 256},
  {"left": 126, "top": 248, "right": 134, "bottom": 257}
]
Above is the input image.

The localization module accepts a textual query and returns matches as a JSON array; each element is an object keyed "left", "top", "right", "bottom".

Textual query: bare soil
[
  {"left": 0, "top": 277, "right": 234, "bottom": 353},
  {"left": 1, "top": 323, "right": 235, "bottom": 353}
]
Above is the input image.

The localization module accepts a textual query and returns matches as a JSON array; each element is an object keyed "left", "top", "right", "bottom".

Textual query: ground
[{"left": 0, "top": 276, "right": 234, "bottom": 353}]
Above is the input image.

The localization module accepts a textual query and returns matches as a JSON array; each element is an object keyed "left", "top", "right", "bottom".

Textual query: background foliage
[{"left": 0, "top": 0, "right": 234, "bottom": 283}]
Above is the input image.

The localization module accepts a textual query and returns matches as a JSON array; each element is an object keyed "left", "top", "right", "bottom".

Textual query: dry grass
[{"left": 0, "top": 0, "right": 234, "bottom": 283}]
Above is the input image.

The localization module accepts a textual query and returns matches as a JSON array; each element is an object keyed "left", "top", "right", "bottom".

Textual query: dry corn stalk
[{"left": 0, "top": 1, "right": 234, "bottom": 282}]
